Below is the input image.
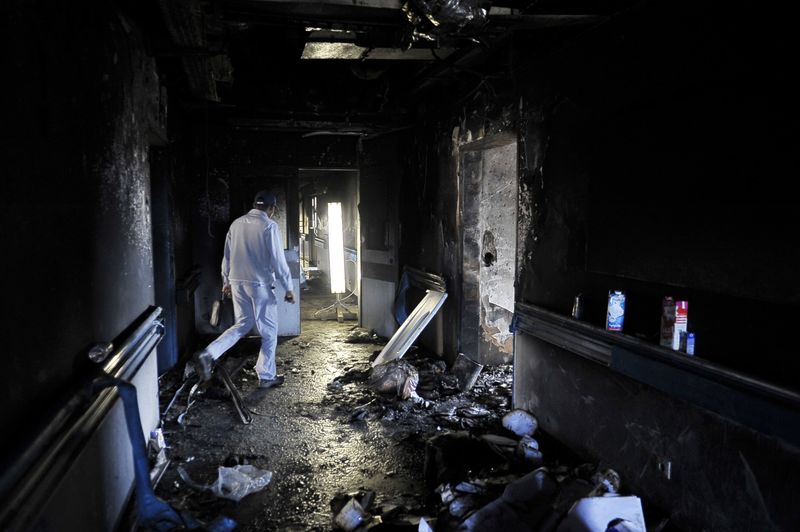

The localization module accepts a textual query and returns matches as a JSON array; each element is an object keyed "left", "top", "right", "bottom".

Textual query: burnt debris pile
[
  {"left": 150, "top": 325, "right": 661, "bottom": 531},
  {"left": 326, "top": 345, "right": 656, "bottom": 531}
]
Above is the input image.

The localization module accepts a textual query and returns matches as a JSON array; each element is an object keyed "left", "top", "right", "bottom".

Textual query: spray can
[
  {"left": 606, "top": 290, "right": 626, "bottom": 332},
  {"left": 679, "top": 331, "right": 688, "bottom": 352}
]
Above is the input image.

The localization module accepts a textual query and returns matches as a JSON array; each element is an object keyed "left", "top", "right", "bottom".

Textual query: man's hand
[
  {"left": 222, "top": 285, "right": 231, "bottom": 299},
  {"left": 284, "top": 290, "right": 295, "bottom": 304}
]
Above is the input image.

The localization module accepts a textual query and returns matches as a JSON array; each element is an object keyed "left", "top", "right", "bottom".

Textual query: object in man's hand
[{"left": 210, "top": 299, "right": 222, "bottom": 327}]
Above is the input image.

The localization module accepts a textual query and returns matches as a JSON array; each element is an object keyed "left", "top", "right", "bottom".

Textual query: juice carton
[{"left": 660, "top": 297, "right": 688, "bottom": 350}]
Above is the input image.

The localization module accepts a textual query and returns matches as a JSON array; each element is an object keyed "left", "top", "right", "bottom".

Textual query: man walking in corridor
[{"left": 193, "top": 190, "right": 295, "bottom": 388}]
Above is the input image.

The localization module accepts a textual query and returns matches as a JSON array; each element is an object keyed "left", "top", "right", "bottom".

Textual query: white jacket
[{"left": 221, "top": 209, "right": 292, "bottom": 292}]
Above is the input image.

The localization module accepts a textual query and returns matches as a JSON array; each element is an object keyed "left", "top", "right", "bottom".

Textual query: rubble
[
  {"left": 369, "top": 360, "right": 421, "bottom": 401},
  {"left": 450, "top": 353, "right": 484, "bottom": 392},
  {"left": 338, "top": 343, "right": 650, "bottom": 531},
  {"left": 330, "top": 490, "right": 436, "bottom": 531},
  {"left": 516, "top": 436, "right": 543, "bottom": 466},
  {"left": 556, "top": 496, "right": 646, "bottom": 532},
  {"left": 424, "top": 432, "right": 507, "bottom": 486},
  {"left": 419, "top": 516, "right": 437, "bottom": 532},
  {"left": 155, "top": 320, "right": 657, "bottom": 531},
  {"left": 333, "top": 497, "right": 370, "bottom": 530},
  {"left": 502, "top": 409, "right": 538, "bottom": 437},
  {"left": 345, "top": 326, "right": 383, "bottom": 344}
]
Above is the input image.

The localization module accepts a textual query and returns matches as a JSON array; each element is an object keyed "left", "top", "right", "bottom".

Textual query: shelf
[{"left": 514, "top": 302, "right": 800, "bottom": 445}]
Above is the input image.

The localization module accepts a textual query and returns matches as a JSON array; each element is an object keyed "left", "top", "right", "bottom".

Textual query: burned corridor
[{"left": 3, "top": 1, "right": 800, "bottom": 531}]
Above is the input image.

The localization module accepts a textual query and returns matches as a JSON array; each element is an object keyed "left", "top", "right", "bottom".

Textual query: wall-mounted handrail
[
  {"left": 514, "top": 302, "right": 800, "bottom": 410},
  {"left": 0, "top": 307, "right": 164, "bottom": 531}
]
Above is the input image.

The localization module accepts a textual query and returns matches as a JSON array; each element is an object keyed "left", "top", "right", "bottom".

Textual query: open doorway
[
  {"left": 459, "top": 133, "right": 518, "bottom": 365},
  {"left": 297, "top": 168, "right": 360, "bottom": 323}
]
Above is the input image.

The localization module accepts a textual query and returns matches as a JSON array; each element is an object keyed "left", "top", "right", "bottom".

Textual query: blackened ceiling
[{"left": 146, "top": 0, "right": 642, "bottom": 132}]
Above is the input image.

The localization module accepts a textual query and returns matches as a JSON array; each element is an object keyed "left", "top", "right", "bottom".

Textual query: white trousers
[{"left": 205, "top": 282, "right": 278, "bottom": 380}]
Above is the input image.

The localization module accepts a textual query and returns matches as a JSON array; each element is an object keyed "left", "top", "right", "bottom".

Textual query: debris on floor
[
  {"left": 502, "top": 409, "right": 538, "bottom": 437},
  {"left": 516, "top": 435, "right": 543, "bottom": 466},
  {"left": 331, "top": 495, "right": 371, "bottom": 531},
  {"left": 369, "top": 359, "right": 423, "bottom": 402},
  {"left": 323, "top": 342, "right": 653, "bottom": 532},
  {"left": 345, "top": 326, "right": 383, "bottom": 344},
  {"left": 154, "top": 320, "right": 661, "bottom": 531},
  {"left": 556, "top": 495, "right": 646, "bottom": 532},
  {"left": 450, "top": 353, "right": 483, "bottom": 392}
]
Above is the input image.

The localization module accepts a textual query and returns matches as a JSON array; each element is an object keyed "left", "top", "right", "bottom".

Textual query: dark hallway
[{"left": 2, "top": 0, "right": 799, "bottom": 531}]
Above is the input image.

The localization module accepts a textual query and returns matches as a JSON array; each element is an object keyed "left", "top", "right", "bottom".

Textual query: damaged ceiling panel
[
  {"left": 402, "top": 0, "right": 491, "bottom": 43},
  {"left": 301, "top": 42, "right": 456, "bottom": 60},
  {"left": 155, "top": 0, "right": 623, "bottom": 126},
  {"left": 158, "top": 0, "right": 232, "bottom": 101}
]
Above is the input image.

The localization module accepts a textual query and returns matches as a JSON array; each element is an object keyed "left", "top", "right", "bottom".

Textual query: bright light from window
[{"left": 328, "top": 202, "right": 346, "bottom": 294}]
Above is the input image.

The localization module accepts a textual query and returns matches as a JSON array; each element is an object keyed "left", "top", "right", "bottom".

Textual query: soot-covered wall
[
  {"left": 511, "top": 4, "right": 800, "bottom": 530},
  {"left": 401, "top": 3, "right": 799, "bottom": 528},
  {"left": 2, "top": 2, "right": 165, "bottom": 465},
  {"left": 400, "top": 62, "right": 517, "bottom": 363},
  {"left": 516, "top": 3, "right": 798, "bottom": 389}
]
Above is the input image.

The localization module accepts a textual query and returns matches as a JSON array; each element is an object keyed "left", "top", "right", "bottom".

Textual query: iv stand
[{"left": 313, "top": 292, "right": 352, "bottom": 322}]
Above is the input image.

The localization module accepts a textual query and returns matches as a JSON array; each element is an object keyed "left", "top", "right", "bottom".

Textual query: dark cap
[{"left": 254, "top": 190, "right": 277, "bottom": 207}]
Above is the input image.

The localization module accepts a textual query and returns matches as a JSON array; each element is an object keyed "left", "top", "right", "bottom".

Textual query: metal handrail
[
  {"left": 514, "top": 302, "right": 800, "bottom": 409},
  {"left": 0, "top": 307, "right": 164, "bottom": 530}
]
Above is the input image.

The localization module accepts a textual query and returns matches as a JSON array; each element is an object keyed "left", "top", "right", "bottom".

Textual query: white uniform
[{"left": 205, "top": 209, "right": 292, "bottom": 380}]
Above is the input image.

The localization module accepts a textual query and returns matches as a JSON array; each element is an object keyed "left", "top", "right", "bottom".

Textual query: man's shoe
[
  {"left": 192, "top": 350, "right": 214, "bottom": 382},
  {"left": 258, "top": 375, "right": 285, "bottom": 389}
]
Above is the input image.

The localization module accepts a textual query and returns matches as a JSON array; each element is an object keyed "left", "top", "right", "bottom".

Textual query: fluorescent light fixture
[
  {"left": 302, "top": 42, "right": 365, "bottom": 60},
  {"left": 301, "top": 42, "right": 455, "bottom": 60},
  {"left": 328, "top": 202, "right": 346, "bottom": 294}
]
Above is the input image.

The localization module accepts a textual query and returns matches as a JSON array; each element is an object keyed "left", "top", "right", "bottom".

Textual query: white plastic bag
[
  {"left": 179, "top": 464, "right": 273, "bottom": 502},
  {"left": 213, "top": 465, "right": 273, "bottom": 501}
]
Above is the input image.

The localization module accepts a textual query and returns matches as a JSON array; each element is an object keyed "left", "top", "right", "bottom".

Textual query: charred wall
[
  {"left": 400, "top": 3, "right": 798, "bottom": 380},
  {"left": 515, "top": 333, "right": 800, "bottom": 531},
  {"left": 515, "top": 2, "right": 798, "bottom": 389},
  {"left": 401, "top": 83, "right": 517, "bottom": 363},
  {"left": 1, "top": 1, "right": 165, "bottom": 466},
  {"left": 511, "top": 3, "right": 800, "bottom": 530},
  {"left": 402, "top": 1, "right": 799, "bottom": 529}
]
